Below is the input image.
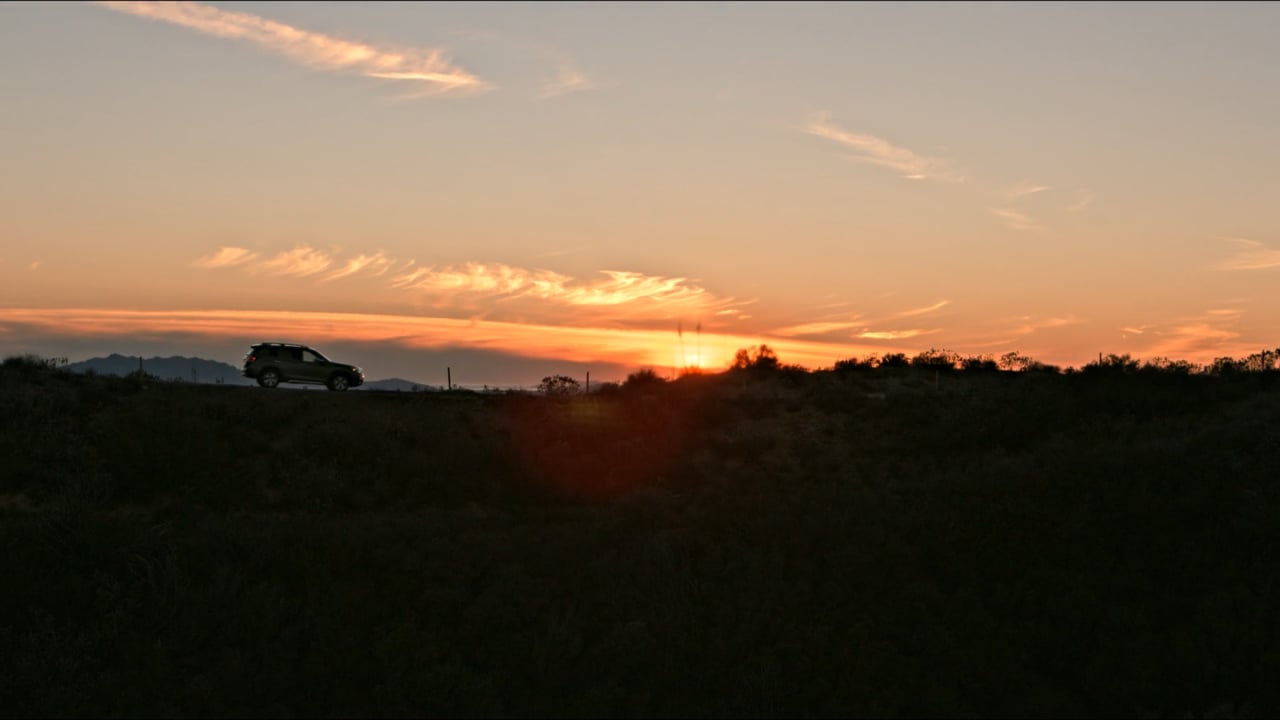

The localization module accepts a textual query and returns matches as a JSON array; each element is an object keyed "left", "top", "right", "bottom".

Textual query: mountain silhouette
[
  {"left": 65, "top": 353, "right": 433, "bottom": 391},
  {"left": 66, "top": 354, "right": 255, "bottom": 385}
]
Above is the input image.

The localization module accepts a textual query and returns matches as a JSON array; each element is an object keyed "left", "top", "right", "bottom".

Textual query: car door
[
  {"left": 298, "top": 348, "right": 329, "bottom": 382},
  {"left": 276, "top": 346, "right": 306, "bottom": 381}
]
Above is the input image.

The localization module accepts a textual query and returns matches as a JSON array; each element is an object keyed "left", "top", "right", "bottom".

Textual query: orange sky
[{"left": 2, "top": 2, "right": 1278, "bottom": 385}]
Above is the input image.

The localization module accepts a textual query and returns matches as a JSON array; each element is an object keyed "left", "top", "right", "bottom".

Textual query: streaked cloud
[
  {"left": 96, "top": 1, "right": 487, "bottom": 95},
  {"left": 772, "top": 321, "right": 862, "bottom": 338},
  {"left": 193, "top": 246, "right": 259, "bottom": 269},
  {"left": 539, "top": 62, "right": 595, "bottom": 98},
  {"left": 561, "top": 271, "right": 707, "bottom": 307},
  {"left": 1005, "top": 182, "right": 1049, "bottom": 200},
  {"left": 806, "top": 113, "right": 963, "bottom": 182},
  {"left": 255, "top": 246, "right": 333, "bottom": 277},
  {"left": 856, "top": 328, "right": 941, "bottom": 340},
  {"left": 895, "top": 300, "right": 950, "bottom": 318},
  {"left": 990, "top": 207, "right": 1042, "bottom": 232},
  {"left": 1113, "top": 308, "right": 1254, "bottom": 364},
  {"left": 195, "top": 247, "right": 749, "bottom": 327},
  {"left": 1215, "top": 237, "right": 1280, "bottom": 271},
  {"left": 1068, "top": 190, "right": 1096, "bottom": 213},
  {"left": 1011, "top": 315, "right": 1082, "bottom": 335},
  {"left": 392, "top": 262, "right": 569, "bottom": 298},
  {"left": 324, "top": 252, "right": 395, "bottom": 282}
]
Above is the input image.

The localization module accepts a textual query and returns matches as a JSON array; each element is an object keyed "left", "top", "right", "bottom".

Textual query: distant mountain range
[{"left": 65, "top": 354, "right": 434, "bottom": 391}]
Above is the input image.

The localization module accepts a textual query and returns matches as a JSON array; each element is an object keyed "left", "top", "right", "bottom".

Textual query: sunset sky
[{"left": 3, "top": 1, "right": 1279, "bottom": 386}]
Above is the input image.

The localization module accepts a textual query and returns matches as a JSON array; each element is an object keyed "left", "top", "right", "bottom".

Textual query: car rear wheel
[
  {"left": 258, "top": 369, "right": 280, "bottom": 388},
  {"left": 327, "top": 374, "right": 350, "bottom": 392}
]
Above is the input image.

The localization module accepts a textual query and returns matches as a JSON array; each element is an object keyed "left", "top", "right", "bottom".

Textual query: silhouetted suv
[{"left": 242, "top": 343, "right": 365, "bottom": 391}]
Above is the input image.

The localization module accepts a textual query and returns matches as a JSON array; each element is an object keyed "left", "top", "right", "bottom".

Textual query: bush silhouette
[
  {"left": 731, "top": 344, "right": 779, "bottom": 371},
  {"left": 538, "top": 374, "right": 580, "bottom": 395}
]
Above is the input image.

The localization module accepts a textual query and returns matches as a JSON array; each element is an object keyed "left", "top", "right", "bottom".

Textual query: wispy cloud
[
  {"left": 1215, "top": 237, "right": 1280, "bottom": 271},
  {"left": 1005, "top": 182, "right": 1050, "bottom": 200},
  {"left": 96, "top": 1, "right": 488, "bottom": 95},
  {"left": 806, "top": 113, "right": 963, "bottom": 182},
  {"left": 392, "top": 263, "right": 741, "bottom": 322},
  {"left": 1134, "top": 312, "right": 1248, "bottom": 361},
  {"left": 1067, "top": 189, "right": 1096, "bottom": 213},
  {"left": 195, "top": 247, "right": 750, "bottom": 327},
  {"left": 772, "top": 321, "right": 863, "bottom": 338},
  {"left": 990, "top": 207, "right": 1042, "bottom": 232},
  {"left": 895, "top": 299, "right": 950, "bottom": 318},
  {"left": 324, "top": 252, "right": 394, "bottom": 282},
  {"left": 561, "top": 271, "right": 707, "bottom": 307},
  {"left": 391, "top": 262, "right": 569, "bottom": 298},
  {"left": 1010, "top": 315, "right": 1082, "bottom": 335},
  {"left": 539, "top": 62, "right": 596, "bottom": 98},
  {"left": 856, "top": 328, "right": 941, "bottom": 340},
  {"left": 193, "top": 246, "right": 259, "bottom": 269},
  {"left": 253, "top": 246, "right": 334, "bottom": 277}
]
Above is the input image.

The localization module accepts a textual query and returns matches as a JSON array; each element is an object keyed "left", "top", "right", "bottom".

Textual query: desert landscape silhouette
[{"left": 2, "top": 347, "right": 1278, "bottom": 716}]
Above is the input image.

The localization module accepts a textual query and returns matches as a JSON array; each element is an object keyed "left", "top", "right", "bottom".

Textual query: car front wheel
[
  {"left": 258, "top": 369, "right": 280, "bottom": 388},
  {"left": 327, "top": 374, "right": 350, "bottom": 392}
]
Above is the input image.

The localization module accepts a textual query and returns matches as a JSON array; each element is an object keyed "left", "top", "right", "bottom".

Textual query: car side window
[{"left": 302, "top": 350, "right": 322, "bottom": 363}]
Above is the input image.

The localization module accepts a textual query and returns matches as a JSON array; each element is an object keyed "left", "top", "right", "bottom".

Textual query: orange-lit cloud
[
  {"left": 254, "top": 246, "right": 333, "bottom": 277},
  {"left": 1011, "top": 315, "right": 1082, "bottom": 335},
  {"left": 1114, "top": 308, "right": 1260, "bottom": 364},
  {"left": 806, "top": 113, "right": 963, "bottom": 182},
  {"left": 193, "top": 246, "right": 259, "bottom": 269},
  {"left": 1215, "top": 238, "right": 1280, "bottom": 271},
  {"left": 772, "top": 321, "right": 863, "bottom": 338},
  {"left": 392, "top": 261, "right": 569, "bottom": 298},
  {"left": 856, "top": 328, "right": 941, "bottom": 340},
  {"left": 96, "top": 1, "right": 487, "bottom": 94},
  {"left": 196, "top": 247, "right": 750, "bottom": 327},
  {"left": 895, "top": 299, "right": 950, "bottom": 318},
  {"left": 323, "top": 252, "right": 395, "bottom": 281}
]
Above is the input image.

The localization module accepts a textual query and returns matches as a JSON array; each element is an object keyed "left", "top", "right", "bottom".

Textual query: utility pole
[{"left": 447, "top": 367, "right": 452, "bottom": 390}]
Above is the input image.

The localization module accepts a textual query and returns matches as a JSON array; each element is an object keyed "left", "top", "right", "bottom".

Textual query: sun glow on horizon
[{"left": 0, "top": 307, "right": 906, "bottom": 381}]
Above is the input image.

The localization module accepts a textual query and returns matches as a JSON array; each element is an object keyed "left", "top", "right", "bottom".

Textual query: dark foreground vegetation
[{"left": 2, "top": 350, "right": 1279, "bottom": 717}]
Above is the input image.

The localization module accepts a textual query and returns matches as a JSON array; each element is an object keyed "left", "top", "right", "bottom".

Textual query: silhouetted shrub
[
  {"left": 731, "top": 345, "right": 779, "bottom": 371},
  {"left": 538, "top": 374, "right": 580, "bottom": 396},
  {"left": 960, "top": 355, "right": 999, "bottom": 373},
  {"left": 833, "top": 356, "right": 876, "bottom": 373},
  {"left": 911, "top": 348, "right": 961, "bottom": 371},
  {"left": 2, "top": 354, "right": 68, "bottom": 373},
  {"left": 878, "top": 352, "right": 909, "bottom": 368},
  {"left": 623, "top": 368, "right": 666, "bottom": 388}
]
